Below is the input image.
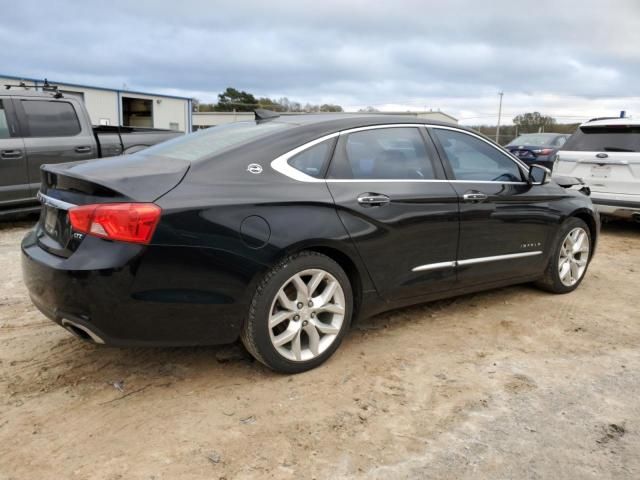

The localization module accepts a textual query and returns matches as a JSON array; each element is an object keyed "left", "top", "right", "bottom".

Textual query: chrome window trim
[
  {"left": 270, "top": 123, "right": 530, "bottom": 183},
  {"left": 37, "top": 191, "right": 76, "bottom": 211},
  {"left": 412, "top": 251, "right": 542, "bottom": 272}
]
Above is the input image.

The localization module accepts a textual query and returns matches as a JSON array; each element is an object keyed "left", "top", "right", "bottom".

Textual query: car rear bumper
[
  {"left": 591, "top": 192, "right": 640, "bottom": 220},
  {"left": 21, "top": 229, "right": 248, "bottom": 346}
]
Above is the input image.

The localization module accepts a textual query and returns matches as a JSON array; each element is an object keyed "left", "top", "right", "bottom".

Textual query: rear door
[
  {"left": 326, "top": 125, "right": 459, "bottom": 300},
  {"left": 0, "top": 98, "right": 30, "bottom": 207},
  {"left": 555, "top": 124, "right": 640, "bottom": 195},
  {"left": 15, "top": 97, "right": 97, "bottom": 196},
  {"left": 429, "top": 126, "right": 561, "bottom": 286}
]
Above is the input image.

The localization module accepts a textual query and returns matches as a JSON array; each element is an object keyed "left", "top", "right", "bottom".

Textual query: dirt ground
[{"left": 1, "top": 219, "right": 639, "bottom": 480}]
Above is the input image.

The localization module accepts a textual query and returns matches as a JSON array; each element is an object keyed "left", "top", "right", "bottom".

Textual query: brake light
[
  {"left": 533, "top": 148, "right": 554, "bottom": 156},
  {"left": 68, "top": 203, "right": 162, "bottom": 244}
]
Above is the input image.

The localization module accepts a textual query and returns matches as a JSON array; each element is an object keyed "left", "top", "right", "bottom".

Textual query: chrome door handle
[
  {"left": 357, "top": 193, "right": 390, "bottom": 207},
  {"left": 1, "top": 149, "right": 23, "bottom": 159},
  {"left": 462, "top": 191, "right": 488, "bottom": 202}
]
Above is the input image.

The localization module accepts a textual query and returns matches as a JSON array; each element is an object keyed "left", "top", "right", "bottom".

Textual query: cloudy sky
[{"left": 1, "top": 0, "right": 639, "bottom": 124}]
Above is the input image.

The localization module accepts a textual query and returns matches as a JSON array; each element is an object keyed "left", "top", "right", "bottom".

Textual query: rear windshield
[
  {"left": 507, "top": 134, "right": 556, "bottom": 147},
  {"left": 562, "top": 126, "right": 640, "bottom": 152},
  {"left": 139, "top": 121, "right": 292, "bottom": 161}
]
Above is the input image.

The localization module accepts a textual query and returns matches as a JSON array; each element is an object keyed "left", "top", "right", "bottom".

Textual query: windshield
[
  {"left": 562, "top": 126, "right": 640, "bottom": 152},
  {"left": 139, "top": 121, "right": 292, "bottom": 161},
  {"left": 507, "top": 134, "right": 556, "bottom": 147}
]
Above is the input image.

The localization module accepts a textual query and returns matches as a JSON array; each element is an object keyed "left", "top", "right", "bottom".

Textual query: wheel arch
[
  {"left": 281, "top": 241, "right": 372, "bottom": 322},
  {"left": 569, "top": 208, "right": 599, "bottom": 257}
]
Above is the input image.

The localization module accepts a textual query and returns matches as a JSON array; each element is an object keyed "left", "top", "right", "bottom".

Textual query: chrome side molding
[
  {"left": 411, "top": 261, "right": 457, "bottom": 272},
  {"left": 412, "top": 251, "right": 543, "bottom": 272}
]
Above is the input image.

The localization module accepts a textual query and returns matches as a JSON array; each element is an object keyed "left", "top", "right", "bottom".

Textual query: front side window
[
  {"left": 0, "top": 100, "right": 10, "bottom": 139},
  {"left": 329, "top": 127, "right": 436, "bottom": 179},
  {"left": 287, "top": 140, "right": 333, "bottom": 178},
  {"left": 432, "top": 128, "right": 524, "bottom": 182},
  {"left": 21, "top": 100, "right": 81, "bottom": 137}
]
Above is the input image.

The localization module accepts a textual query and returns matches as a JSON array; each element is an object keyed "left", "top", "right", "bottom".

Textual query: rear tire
[
  {"left": 536, "top": 217, "right": 591, "bottom": 294},
  {"left": 241, "top": 251, "right": 353, "bottom": 373}
]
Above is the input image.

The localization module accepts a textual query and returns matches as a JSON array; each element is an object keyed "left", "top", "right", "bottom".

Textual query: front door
[
  {"left": 0, "top": 98, "right": 30, "bottom": 208},
  {"left": 429, "top": 126, "right": 562, "bottom": 286},
  {"left": 326, "top": 126, "right": 459, "bottom": 300}
]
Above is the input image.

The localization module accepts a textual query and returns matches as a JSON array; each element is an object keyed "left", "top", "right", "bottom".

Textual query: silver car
[{"left": 553, "top": 117, "right": 640, "bottom": 221}]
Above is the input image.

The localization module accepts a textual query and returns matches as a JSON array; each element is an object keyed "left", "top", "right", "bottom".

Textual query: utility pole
[{"left": 495, "top": 91, "right": 504, "bottom": 143}]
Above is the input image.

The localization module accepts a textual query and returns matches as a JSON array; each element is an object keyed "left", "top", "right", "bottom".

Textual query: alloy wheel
[
  {"left": 558, "top": 227, "right": 590, "bottom": 287},
  {"left": 268, "top": 268, "right": 346, "bottom": 362}
]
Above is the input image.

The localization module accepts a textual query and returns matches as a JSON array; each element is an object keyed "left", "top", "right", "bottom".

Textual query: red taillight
[
  {"left": 534, "top": 148, "right": 554, "bottom": 156},
  {"left": 68, "top": 203, "right": 162, "bottom": 244}
]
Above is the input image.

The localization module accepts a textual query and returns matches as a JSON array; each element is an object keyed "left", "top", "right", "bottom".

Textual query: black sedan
[
  {"left": 506, "top": 133, "right": 570, "bottom": 169},
  {"left": 22, "top": 113, "right": 598, "bottom": 373}
]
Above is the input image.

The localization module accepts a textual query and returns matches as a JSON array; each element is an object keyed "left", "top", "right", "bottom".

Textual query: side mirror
[{"left": 528, "top": 164, "right": 551, "bottom": 185}]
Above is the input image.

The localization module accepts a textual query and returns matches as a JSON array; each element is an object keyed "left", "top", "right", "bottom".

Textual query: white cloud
[{"left": 0, "top": 0, "right": 638, "bottom": 123}]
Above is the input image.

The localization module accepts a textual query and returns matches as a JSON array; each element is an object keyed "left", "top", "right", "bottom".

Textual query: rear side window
[
  {"left": 329, "top": 127, "right": 436, "bottom": 179},
  {"left": 21, "top": 100, "right": 81, "bottom": 137},
  {"left": 0, "top": 100, "right": 10, "bottom": 139},
  {"left": 141, "top": 121, "right": 292, "bottom": 161},
  {"left": 432, "top": 128, "right": 524, "bottom": 182},
  {"left": 563, "top": 126, "right": 640, "bottom": 152},
  {"left": 287, "top": 140, "right": 334, "bottom": 178}
]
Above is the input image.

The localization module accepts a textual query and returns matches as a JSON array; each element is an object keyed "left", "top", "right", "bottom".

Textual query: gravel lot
[{"left": 1, "top": 219, "right": 639, "bottom": 479}]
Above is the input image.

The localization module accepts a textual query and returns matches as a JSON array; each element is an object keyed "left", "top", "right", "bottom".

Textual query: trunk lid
[
  {"left": 555, "top": 150, "right": 640, "bottom": 195},
  {"left": 36, "top": 154, "right": 190, "bottom": 257},
  {"left": 555, "top": 124, "right": 640, "bottom": 195}
]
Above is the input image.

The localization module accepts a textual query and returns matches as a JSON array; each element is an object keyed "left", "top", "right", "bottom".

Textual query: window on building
[
  {"left": 122, "top": 97, "right": 153, "bottom": 128},
  {"left": 21, "top": 100, "right": 81, "bottom": 137}
]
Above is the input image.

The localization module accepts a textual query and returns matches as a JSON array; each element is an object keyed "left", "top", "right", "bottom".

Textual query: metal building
[{"left": 0, "top": 74, "right": 192, "bottom": 132}]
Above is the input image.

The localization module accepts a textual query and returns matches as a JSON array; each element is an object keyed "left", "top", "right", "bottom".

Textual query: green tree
[
  {"left": 358, "top": 106, "right": 380, "bottom": 113},
  {"left": 319, "top": 104, "right": 343, "bottom": 112},
  {"left": 512, "top": 112, "right": 557, "bottom": 133},
  {"left": 215, "top": 87, "right": 258, "bottom": 111}
]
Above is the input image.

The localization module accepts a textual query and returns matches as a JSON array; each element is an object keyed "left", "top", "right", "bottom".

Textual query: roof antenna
[{"left": 254, "top": 109, "right": 280, "bottom": 122}]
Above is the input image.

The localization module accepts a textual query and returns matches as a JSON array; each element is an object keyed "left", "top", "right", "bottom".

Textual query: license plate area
[
  {"left": 590, "top": 165, "right": 611, "bottom": 178},
  {"left": 43, "top": 205, "right": 59, "bottom": 237}
]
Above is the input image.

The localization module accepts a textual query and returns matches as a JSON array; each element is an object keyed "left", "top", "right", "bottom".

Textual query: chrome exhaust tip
[{"left": 61, "top": 319, "right": 105, "bottom": 344}]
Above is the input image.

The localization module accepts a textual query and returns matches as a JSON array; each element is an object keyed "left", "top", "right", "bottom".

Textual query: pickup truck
[{"left": 0, "top": 89, "right": 182, "bottom": 217}]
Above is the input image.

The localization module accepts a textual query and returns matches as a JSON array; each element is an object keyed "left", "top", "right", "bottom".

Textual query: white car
[{"left": 554, "top": 117, "right": 640, "bottom": 221}]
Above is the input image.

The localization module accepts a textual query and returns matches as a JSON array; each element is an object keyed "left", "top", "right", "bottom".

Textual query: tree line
[
  {"left": 472, "top": 112, "right": 580, "bottom": 145},
  {"left": 194, "top": 87, "right": 343, "bottom": 113}
]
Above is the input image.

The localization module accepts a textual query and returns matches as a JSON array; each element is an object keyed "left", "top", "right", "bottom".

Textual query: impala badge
[{"left": 247, "top": 163, "right": 263, "bottom": 174}]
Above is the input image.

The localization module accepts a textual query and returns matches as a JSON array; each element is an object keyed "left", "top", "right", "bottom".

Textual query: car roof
[
  {"left": 266, "top": 113, "right": 458, "bottom": 130},
  {"left": 582, "top": 117, "right": 640, "bottom": 127},
  {"left": 0, "top": 89, "right": 64, "bottom": 99},
  {"left": 515, "top": 132, "right": 565, "bottom": 136}
]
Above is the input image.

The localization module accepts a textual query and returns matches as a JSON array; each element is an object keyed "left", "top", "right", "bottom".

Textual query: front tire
[
  {"left": 241, "top": 251, "right": 353, "bottom": 373},
  {"left": 536, "top": 217, "right": 591, "bottom": 294}
]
